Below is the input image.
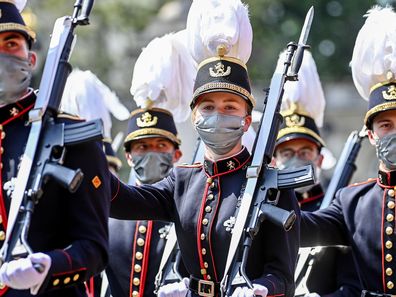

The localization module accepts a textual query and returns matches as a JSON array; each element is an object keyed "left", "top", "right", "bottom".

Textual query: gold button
[
  {"left": 201, "top": 268, "right": 207, "bottom": 275},
  {"left": 136, "top": 252, "right": 143, "bottom": 260},
  {"left": 389, "top": 189, "right": 395, "bottom": 197},
  {"left": 202, "top": 218, "right": 209, "bottom": 225},
  {"left": 386, "top": 240, "right": 393, "bottom": 249},
  {"left": 387, "top": 214, "right": 395, "bottom": 222},
  {"left": 204, "top": 262, "right": 209, "bottom": 268},
  {"left": 64, "top": 277, "right": 71, "bottom": 284},
  {"left": 137, "top": 238, "right": 145, "bottom": 246},
  {"left": 0, "top": 147, "right": 3, "bottom": 154},
  {"left": 0, "top": 231, "right": 5, "bottom": 241},
  {"left": 210, "top": 182, "right": 215, "bottom": 189},
  {"left": 73, "top": 274, "right": 79, "bottom": 281},
  {"left": 132, "top": 291, "right": 139, "bottom": 297},
  {"left": 388, "top": 201, "right": 395, "bottom": 209},
  {"left": 207, "top": 275, "right": 211, "bottom": 280},
  {"left": 133, "top": 277, "right": 140, "bottom": 286},
  {"left": 201, "top": 233, "right": 206, "bottom": 240},
  {"left": 0, "top": 283, "right": 5, "bottom": 289},
  {"left": 386, "top": 268, "right": 393, "bottom": 276},
  {"left": 0, "top": 215, "right": 2, "bottom": 224},
  {"left": 387, "top": 281, "right": 394, "bottom": 289},
  {"left": 386, "top": 254, "right": 393, "bottom": 262},
  {"left": 138, "top": 225, "right": 147, "bottom": 234},
  {"left": 1, "top": 131, "right": 5, "bottom": 140},
  {"left": 386, "top": 226, "right": 393, "bottom": 235},
  {"left": 206, "top": 178, "right": 213, "bottom": 184},
  {"left": 207, "top": 194, "right": 214, "bottom": 200},
  {"left": 53, "top": 279, "right": 60, "bottom": 286},
  {"left": 134, "top": 264, "right": 142, "bottom": 273},
  {"left": 202, "top": 248, "right": 206, "bottom": 255},
  {"left": 205, "top": 206, "right": 212, "bottom": 213}
]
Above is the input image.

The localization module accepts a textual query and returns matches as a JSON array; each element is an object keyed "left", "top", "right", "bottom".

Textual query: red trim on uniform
[
  {"left": 299, "top": 193, "right": 324, "bottom": 205},
  {"left": 197, "top": 182, "right": 211, "bottom": 281},
  {"left": 129, "top": 221, "right": 141, "bottom": 297},
  {"left": 267, "top": 294, "right": 284, "bottom": 297},
  {"left": 0, "top": 286, "right": 8, "bottom": 296},
  {"left": 111, "top": 176, "right": 120, "bottom": 202},
  {"left": 85, "top": 277, "right": 94, "bottom": 297},
  {"left": 1, "top": 102, "right": 34, "bottom": 126},
  {"left": 208, "top": 177, "right": 220, "bottom": 282},
  {"left": 56, "top": 249, "right": 73, "bottom": 269},
  {"left": 0, "top": 135, "right": 7, "bottom": 230},
  {"left": 139, "top": 221, "right": 153, "bottom": 296},
  {"left": 381, "top": 190, "right": 386, "bottom": 292},
  {"left": 232, "top": 157, "right": 241, "bottom": 167},
  {"left": 208, "top": 156, "right": 250, "bottom": 180},
  {"left": 51, "top": 267, "right": 87, "bottom": 276}
]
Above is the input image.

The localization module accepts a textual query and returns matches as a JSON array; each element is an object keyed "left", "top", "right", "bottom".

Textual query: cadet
[
  {"left": 106, "top": 108, "right": 182, "bottom": 297},
  {"left": 301, "top": 6, "right": 396, "bottom": 296},
  {"left": 0, "top": 1, "right": 111, "bottom": 296}
]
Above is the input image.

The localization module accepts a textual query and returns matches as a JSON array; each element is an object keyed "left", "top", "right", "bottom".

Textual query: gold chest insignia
[
  {"left": 285, "top": 114, "right": 305, "bottom": 127},
  {"left": 209, "top": 62, "right": 231, "bottom": 77},
  {"left": 137, "top": 112, "right": 158, "bottom": 127},
  {"left": 226, "top": 160, "right": 235, "bottom": 171},
  {"left": 0, "top": 9, "right": 2, "bottom": 19},
  {"left": 382, "top": 85, "right": 396, "bottom": 100}
]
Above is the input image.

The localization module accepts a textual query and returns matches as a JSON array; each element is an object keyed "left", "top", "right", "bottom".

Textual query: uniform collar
[
  {"left": 378, "top": 170, "right": 396, "bottom": 187},
  {"left": 203, "top": 147, "right": 250, "bottom": 177},
  {"left": 296, "top": 184, "right": 324, "bottom": 203},
  {"left": 0, "top": 89, "right": 35, "bottom": 125}
]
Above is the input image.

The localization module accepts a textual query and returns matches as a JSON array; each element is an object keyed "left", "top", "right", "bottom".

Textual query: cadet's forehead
[
  {"left": 130, "top": 137, "right": 174, "bottom": 147},
  {"left": 0, "top": 31, "right": 26, "bottom": 42},
  {"left": 197, "top": 92, "right": 246, "bottom": 105},
  {"left": 372, "top": 109, "right": 396, "bottom": 124},
  {"left": 276, "top": 138, "right": 318, "bottom": 151}
]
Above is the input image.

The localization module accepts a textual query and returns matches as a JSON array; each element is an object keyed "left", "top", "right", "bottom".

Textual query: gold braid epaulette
[{"left": 177, "top": 162, "right": 202, "bottom": 168}]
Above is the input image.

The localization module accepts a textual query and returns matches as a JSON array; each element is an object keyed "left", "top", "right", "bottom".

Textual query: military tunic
[
  {"left": 110, "top": 147, "right": 300, "bottom": 297},
  {"left": 301, "top": 171, "right": 396, "bottom": 295},
  {"left": 0, "top": 90, "right": 111, "bottom": 296}
]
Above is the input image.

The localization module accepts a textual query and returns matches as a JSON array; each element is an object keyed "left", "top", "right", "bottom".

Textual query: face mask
[
  {"left": 132, "top": 152, "right": 174, "bottom": 184},
  {"left": 0, "top": 53, "right": 32, "bottom": 106},
  {"left": 375, "top": 133, "right": 396, "bottom": 171},
  {"left": 277, "top": 156, "right": 321, "bottom": 194},
  {"left": 194, "top": 113, "right": 245, "bottom": 155}
]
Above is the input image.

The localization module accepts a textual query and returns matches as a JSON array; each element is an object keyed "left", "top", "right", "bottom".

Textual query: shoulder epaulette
[
  {"left": 177, "top": 162, "right": 203, "bottom": 168},
  {"left": 348, "top": 178, "right": 376, "bottom": 188}
]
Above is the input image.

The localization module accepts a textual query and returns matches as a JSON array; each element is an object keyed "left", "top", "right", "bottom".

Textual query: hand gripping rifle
[
  {"left": 294, "top": 126, "right": 367, "bottom": 296},
  {"left": 220, "top": 7, "right": 315, "bottom": 297},
  {"left": 0, "top": 0, "right": 103, "bottom": 269}
]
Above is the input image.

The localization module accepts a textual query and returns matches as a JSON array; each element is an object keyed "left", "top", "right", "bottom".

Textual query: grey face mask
[
  {"left": 0, "top": 53, "right": 32, "bottom": 106},
  {"left": 132, "top": 152, "right": 174, "bottom": 184},
  {"left": 278, "top": 156, "right": 321, "bottom": 194},
  {"left": 194, "top": 113, "right": 245, "bottom": 155},
  {"left": 375, "top": 133, "right": 396, "bottom": 171}
]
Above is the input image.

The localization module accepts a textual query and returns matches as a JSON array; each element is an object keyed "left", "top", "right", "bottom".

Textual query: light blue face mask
[
  {"left": 0, "top": 53, "right": 32, "bottom": 106},
  {"left": 132, "top": 152, "right": 174, "bottom": 184},
  {"left": 194, "top": 113, "right": 245, "bottom": 155}
]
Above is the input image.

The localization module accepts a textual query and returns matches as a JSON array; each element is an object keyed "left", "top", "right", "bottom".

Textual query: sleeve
[
  {"left": 110, "top": 170, "right": 175, "bottom": 221},
  {"left": 252, "top": 189, "right": 301, "bottom": 297},
  {"left": 300, "top": 188, "right": 349, "bottom": 247},
  {"left": 39, "top": 140, "right": 111, "bottom": 293}
]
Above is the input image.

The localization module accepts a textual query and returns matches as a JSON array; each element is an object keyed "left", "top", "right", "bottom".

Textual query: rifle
[
  {"left": 0, "top": 0, "right": 103, "bottom": 267},
  {"left": 154, "top": 137, "right": 205, "bottom": 293},
  {"left": 294, "top": 126, "right": 368, "bottom": 296},
  {"left": 220, "top": 7, "right": 315, "bottom": 297}
]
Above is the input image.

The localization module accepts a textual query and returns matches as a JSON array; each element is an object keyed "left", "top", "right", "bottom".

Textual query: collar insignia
[
  {"left": 226, "top": 160, "right": 235, "bottom": 171},
  {"left": 9, "top": 107, "right": 19, "bottom": 117},
  {"left": 382, "top": 85, "right": 396, "bottom": 100},
  {"left": 137, "top": 112, "right": 158, "bottom": 127},
  {"left": 209, "top": 62, "right": 231, "bottom": 77}
]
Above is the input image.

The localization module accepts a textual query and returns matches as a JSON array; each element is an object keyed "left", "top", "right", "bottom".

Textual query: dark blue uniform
[
  {"left": 301, "top": 172, "right": 396, "bottom": 295},
  {"left": 0, "top": 90, "right": 110, "bottom": 296},
  {"left": 110, "top": 147, "right": 300, "bottom": 297}
]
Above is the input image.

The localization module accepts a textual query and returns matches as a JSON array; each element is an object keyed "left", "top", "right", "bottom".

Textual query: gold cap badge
[{"left": 136, "top": 112, "right": 158, "bottom": 128}]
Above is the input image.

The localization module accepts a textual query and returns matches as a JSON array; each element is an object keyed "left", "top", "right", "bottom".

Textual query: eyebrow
[{"left": 3, "top": 33, "right": 24, "bottom": 41}]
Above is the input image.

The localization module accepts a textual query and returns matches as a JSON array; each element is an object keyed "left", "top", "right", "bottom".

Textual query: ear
[
  {"left": 367, "top": 129, "right": 377, "bottom": 146},
  {"left": 125, "top": 152, "right": 133, "bottom": 167},
  {"left": 173, "top": 149, "right": 183, "bottom": 163},
  {"left": 316, "top": 153, "right": 324, "bottom": 168},
  {"left": 243, "top": 115, "right": 252, "bottom": 132},
  {"left": 28, "top": 51, "right": 37, "bottom": 68}
]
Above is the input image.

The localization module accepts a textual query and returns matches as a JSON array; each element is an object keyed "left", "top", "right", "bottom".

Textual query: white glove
[
  {"left": 157, "top": 278, "right": 189, "bottom": 297},
  {"left": 0, "top": 253, "right": 51, "bottom": 295},
  {"left": 231, "top": 284, "right": 268, "bottom": 297},
  {"left": 304, "top": 293, "right": 320, "bottom": 297}
]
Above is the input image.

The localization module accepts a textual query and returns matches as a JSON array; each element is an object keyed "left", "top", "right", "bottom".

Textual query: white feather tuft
[
  {"left": 186, "top": 0, "right": 252, "bottom": 64},
  {"left": 130, "top": 30, "right": 196, "bottom": 123},
  {"left": 13, "top": 0, "right": 27, "bottom": 12},
  {"left": 350, "top": 6, "right": 396, "bottom": 100},
  {"left": 60, "top": 69, "right": 129, "bottom": 139},
  {"left": 277, "top": 50, "right": 326, "bottom": 127}
]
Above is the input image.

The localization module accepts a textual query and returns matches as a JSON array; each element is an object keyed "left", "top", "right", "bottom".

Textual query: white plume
[
  {"left": 13, "top": 0, "right": 27, "bottom": 12},
  {"left": 350, "top": 6, "right": 396, "bottom": 100},
  {"left": 186, "top": 0, "right": 252, "bottom": 64},
  {"left": 60, "top": 69, "right": 129, "bottom": 139},
  {"left": 277, "top": 50, "right": 326, "bottom": 127},
  {"left": 130, "top": 30, "right": 196, "bottom": 123}
]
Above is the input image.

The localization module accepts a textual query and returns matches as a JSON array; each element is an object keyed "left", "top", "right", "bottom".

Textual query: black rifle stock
[
  {"left": 294, "top": 127, "right": 367, "bottom": 296},
  {"left": 220, "top": 7, "right": 315, "bottom": 296},
  {"left": 0, "top": 0, "right": 103, "bottom": 267}
]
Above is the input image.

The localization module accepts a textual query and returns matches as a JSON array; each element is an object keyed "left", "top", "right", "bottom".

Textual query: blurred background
[{"left": 23, "top": 0, "right": 391, "bottom": 183}]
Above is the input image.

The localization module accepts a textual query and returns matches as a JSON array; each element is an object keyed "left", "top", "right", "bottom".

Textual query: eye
[
  {"left": 280, "top": 149, "right": 294, "bottom": 160},
  {"left": 299, "top": 148, "right": 314, "bottom": 160}
]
